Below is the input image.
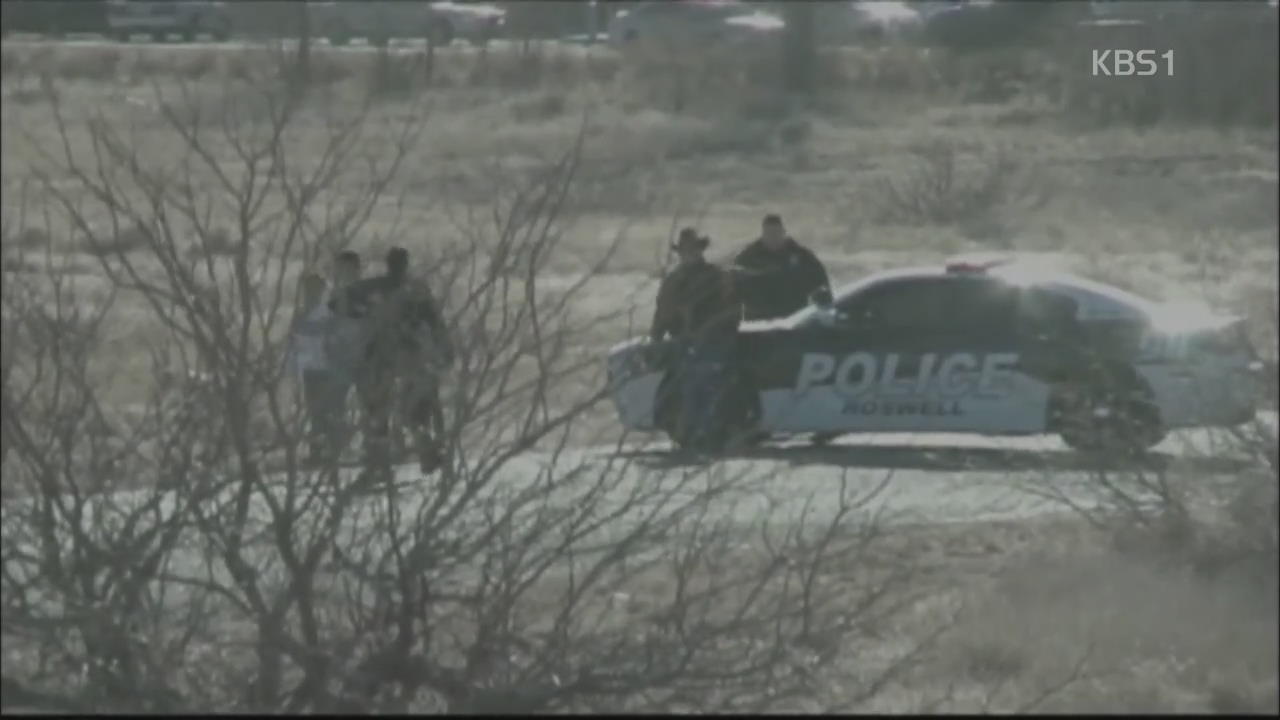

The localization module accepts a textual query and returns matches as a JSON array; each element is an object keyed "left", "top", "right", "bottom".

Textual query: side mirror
[{"left": 809, "top": 287, "right": 833, "bottom": 308}]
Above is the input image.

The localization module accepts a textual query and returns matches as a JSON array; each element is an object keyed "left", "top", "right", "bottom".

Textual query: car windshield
[{"left": 782, "top": 268, "right": 933, "bottom": 329}]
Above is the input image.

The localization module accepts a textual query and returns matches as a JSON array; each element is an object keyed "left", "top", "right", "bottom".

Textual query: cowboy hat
[{"left": 671, "top": 227, "right": 710, "bottom": 252}]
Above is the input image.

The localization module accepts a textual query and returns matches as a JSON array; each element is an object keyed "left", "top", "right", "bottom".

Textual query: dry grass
[{"left": 929, "top": 523, "right": 1277, "bottom": 713}]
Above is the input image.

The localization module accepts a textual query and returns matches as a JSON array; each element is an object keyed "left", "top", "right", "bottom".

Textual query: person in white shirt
[
  {"left": 287, "top": 271, "right": 345, "bottom": 465},
  {"left": 323, "top": 250, "right": 366, "bottom": 451}
]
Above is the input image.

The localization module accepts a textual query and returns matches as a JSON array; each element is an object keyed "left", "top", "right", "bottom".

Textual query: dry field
[
  {"left": 3, "top": 40, "right": 1276, "bottom": 428},
  {"left": 1, "top": 36, "right": 1277, "bottom": 713}
]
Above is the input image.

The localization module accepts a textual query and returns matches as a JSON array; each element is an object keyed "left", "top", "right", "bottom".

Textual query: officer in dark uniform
[
  {"left": 331, "top": 247, "right": 452, "bottom": 478},
  {"left": 734, "top": 214, "right": 834, "bottom": 445},
  {"left": 733, "top": 213, "right": 831, "bottom": 322},
  {"left": 650, "top": 228, "right": 742, "bottom": 451}
]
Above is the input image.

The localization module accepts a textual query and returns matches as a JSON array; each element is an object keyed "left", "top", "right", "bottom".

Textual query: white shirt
[{"left": 288, "top": 302, "right": 336, "bottom": 374}]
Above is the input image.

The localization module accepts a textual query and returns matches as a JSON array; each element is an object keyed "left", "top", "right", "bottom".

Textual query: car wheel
[
  {"left": 1051, "top": 369, "right": 1165, "bottom": 455},
  {"left": 147, "top": 31, "right": 163, "bottom": 43},
  {"left": 114, "top": 29, "right": 132, "bottom": 43}
]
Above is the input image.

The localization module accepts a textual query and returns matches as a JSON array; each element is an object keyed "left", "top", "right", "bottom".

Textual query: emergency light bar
[{"left": 944, "top": 257, "right": 1013, "bottom": 274}]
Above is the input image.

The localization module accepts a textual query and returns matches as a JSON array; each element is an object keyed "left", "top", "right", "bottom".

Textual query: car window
[
  {"left": 840, "top": 278, "right": 952, "bottom": 332},
  {"left": 948, "top": 278, "right": 1018, "bottom": 335},
  {"left": 1016, "top": 287, "right": 1080, "bottom": 338},
  {"left": 840, "top": 277, "right": 1016, "bottom": 335}
]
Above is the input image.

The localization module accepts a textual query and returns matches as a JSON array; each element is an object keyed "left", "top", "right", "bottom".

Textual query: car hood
[{"left": 1145, "top": 301, "right": 1241, "bottom": 336}]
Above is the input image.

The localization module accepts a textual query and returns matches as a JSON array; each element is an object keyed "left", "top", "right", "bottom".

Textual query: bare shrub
[
  {"left": 821, "top": 46, "right": 944, "bottom": 95},
  {"left": 367, "top": 48, "right": 431, "bottom": 101},
  {"left": 510, "top": 92, "right": 569, "bottom": 123},
  {"left": 1023, "top": 414, "right": 1277, "bottom": 597},
  {"left": 617, "top": 41, "right": 778, "bottom": 114},
  {"left": 75, "top": 224, "right": 151, "bottom": 258},
  {"left": 873, "top": 141, "right": 1045, "bottom": 229},
  {"left": 1, "top": 72, "right": 948, "bottom": 714},
  {"left": 52, "top": 46, "right": 124, "bottom": 84},
  {"left": 10, "top": 227, "right": 49, "bottom": 251}
]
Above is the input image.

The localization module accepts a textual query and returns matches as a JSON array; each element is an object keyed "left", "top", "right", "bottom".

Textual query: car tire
[
  {"left": 1051, "top": 367, "right": 1165, "bottom": 455},
  {"left": 114, "top": 29, "right": 132, "bottom": 43}
]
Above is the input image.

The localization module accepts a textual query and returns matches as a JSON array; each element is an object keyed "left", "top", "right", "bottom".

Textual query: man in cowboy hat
[{"left": 650, "top": 227, "right": 742, "bottom": 451}]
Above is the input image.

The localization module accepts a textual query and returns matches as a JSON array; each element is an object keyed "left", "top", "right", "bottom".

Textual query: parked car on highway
[
  {"left": 1, "top": 0, "right": 109, "bottom": 38},
  {"left": 607, "top": 0, "right": 784, "bottom": 51},
  {"left": 607, "top": 258, "right": 1268, "bottom": 453},
  {"left": 309, "top": 0, "right": 505, "bottom": 47},
  {"left": 105, "top": 0, "right": 232, "bottom": 42}
]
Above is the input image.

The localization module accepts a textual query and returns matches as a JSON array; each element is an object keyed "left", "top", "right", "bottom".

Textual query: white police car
[{"left": 606, "top": 259, "right": 1269, "bottom": 453}]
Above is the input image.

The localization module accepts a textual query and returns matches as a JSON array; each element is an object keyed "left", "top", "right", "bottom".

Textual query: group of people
[
  {"left": 650, "top": 213, "right": 832, "bottom": 449},
  {"left": 286, "top": 213, "right": 828, "bottom": 472},
  {"left": 286, "top": 246, "right": 454, "bottom": 479}
]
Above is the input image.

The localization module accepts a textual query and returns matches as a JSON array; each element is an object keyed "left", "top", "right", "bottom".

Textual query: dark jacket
[
  {"left": 732, "top": 237, "right": 830, "bottom": 322},
  {"left": 330, "top": 274, "right": 452, "bottom": 366},
  {"left": 651, "top": 260, "right": 740, "bottom": 345}
]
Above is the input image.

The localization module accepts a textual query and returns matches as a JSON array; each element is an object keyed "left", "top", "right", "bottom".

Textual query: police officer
[
  {"left": 650, "top": 227, "right": 741, "bottom": 451},
  {"left": 323, "top": 250, "right": 366, "bottom": 457},
  {"left": 733, "top": 213, "right": 831, "bottom": 322},
  {"left": 331, "top": 247, "right": 452, "bottom": 478}
]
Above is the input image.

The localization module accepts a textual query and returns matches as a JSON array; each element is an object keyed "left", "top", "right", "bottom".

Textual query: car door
[
  {"left": 844, "top": 276, "right": 1027, "bottom": 434},
  {"left": 755, "top": 277, "right": 955, "bottom": 433},
  {"left": 762, "top": 276, "right": 1039, "bottom": 434}
]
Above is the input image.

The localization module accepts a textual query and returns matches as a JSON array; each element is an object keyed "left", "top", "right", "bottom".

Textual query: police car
[{"left": 606, "top": 259, "right": 1269, "bottom": 453}]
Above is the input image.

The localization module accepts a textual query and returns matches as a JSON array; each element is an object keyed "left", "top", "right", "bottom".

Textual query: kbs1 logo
[{"left": 1091, "top": 49, "right": 1174, "bottom": 77}]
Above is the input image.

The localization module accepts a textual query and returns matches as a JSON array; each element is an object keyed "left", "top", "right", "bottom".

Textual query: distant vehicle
[
  {"left": 427, "top": 1, "right": 506, "bottom": 45},
  {"left": 817, "top": 1, "right": 925, "bottom": 46},
  {"left": 920, "top": 0, "right": 1059, "bottom": 50},
  {"left": 105, "top": 0, "right": 232, "bottom": 42},
  {"left": 1, "top": 0, "right": 109, "bottom": 38},
  {"left": 309, "top": 0, "right": 506, "bottom": 47},
  {"left": 607, "top": 259, "right": 1268, "bottom": 454},
  {"left": 607, "top": 0, "right": 784, "bottom": 51}
]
